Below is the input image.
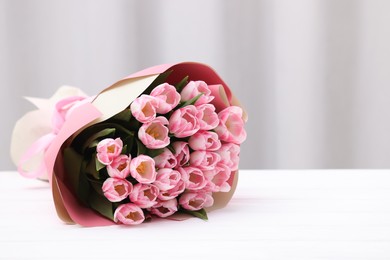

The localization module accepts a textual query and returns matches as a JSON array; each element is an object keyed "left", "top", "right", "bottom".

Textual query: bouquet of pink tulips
[{"left": 11, "top": 62, "right": 247, "bottom": 226}]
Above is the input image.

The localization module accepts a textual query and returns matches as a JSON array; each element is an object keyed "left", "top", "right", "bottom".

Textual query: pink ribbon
[{"left": 18, "top": 95, "right": 90, "bottom": 179}]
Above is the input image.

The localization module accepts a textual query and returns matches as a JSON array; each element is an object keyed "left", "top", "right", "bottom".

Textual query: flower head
[
  {"left": 130, "top": 155, "right": 157, "bottom": 184},
  {"left": 172, "top": 141, "right": 190, "bottom": 167},
  {"left": 153, "top": 148, "right": 177, "bottom": 169},
  {"left": 102, "top": 178, "right": 133, "bottom": 202},
  {"left": 181, "top": 81, "right": 214, "bottom": 106},
  {"left": 150, "top": 83, "right": 181, "bottom": 114},
  {"left": 215, "top": 106, "right": 247, "bottom": 144},
  {"left": 130, "top": 94, "right": 159, "bottom": 123},
  {"left": 129, "top": 183, "right": 159, "bottom": 208},
  {"left": 188, "top": 131, "right": 221, "bottom": 151},
  {"left": 158, "top": 180, "right": 186, "bottom": 201},
  {"left": 149, "top": 199, "right": 178, "bottom": 218},
  {"left": 114, "top": 203, "right": 145, "bottom": 225},
  {"left": 153, "top": 168, "right": 181, "bottom": 191},
  {"left": 204, "top": 164, "right": 232, "bottom": 192},
  {"left": 216, "top": 143, "right": 240, "bottom": 171},
  {"left": 189, "top": 151, "right": 221, "bottom": 170},
  {"left": 197, "top": 104, "right": 219, "bottom": 131},
  {"left": 107, "top": 154, "right": 131, "bottom": 178},
  {"left": 138, "top": 117, "right": 170, "bottom": 149},
  {"left": 169, "top": 105, "right": 201, "bottom": 138},
  {"left": 96, "top": 138, "right": 123, "bottom": 165},
  {"left": 179, "top": 166, "right": 208, "bottom": 191},
  {"left": 179, "top": 191, "right": 214, "bottom": 211}
]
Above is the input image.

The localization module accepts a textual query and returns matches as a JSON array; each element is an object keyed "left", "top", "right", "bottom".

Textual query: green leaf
[
  {"left": 95, "top": 157, "right": 106, "bottom": 171},
  {"left": 102, "top": 123, "right": 134, "bottom": 137},
  {"left": 86, "top": 155, "right": 100, "bottom": 179},
  {"left": 77, "top": 122, "right": 136, "bottom": 156},
  {"left": 136, "top": 139, "right": 147, "bottom": 156},
  {"left": 77, "top": 160, "right": 91, "bottom": 206},
  {"left": 166, "top": 144, "right": 176, "bottom": 154},
  {"left": 127, "top": 119, "right": 141, "bottom": 132},
  {"left": 121, "top": 144, "right": 128, "bottom": 154},
  {"left": 179, "top": 93, "right": 203, "bottom": 108},
  {"left": 122, "top": 132, "right": 135, "bottom": 154},
  {"left": 175, "top": 76, "right": 189, "bottom": 93},
  {"left": 181, "top": 208, "right": 208, "bottom": 221},
  {"left": 88, "top": 178, "right": 105, "bottom": 197},
  {"left": 146, "top": 148, "right": 165, "bottom": 158},
  {"left": 142, "top": 70, "right": 173, "bottom": 95},
  {"left": 88, "top": 191, "right": 114, "bottom": 221},
  {"left": 81, "top": 128, "right": 116, "bottom": 152},
  {"left": 63, "top": 147, "right": 83, "bottom": 194},
  {"left": 110, "top": 108, "right": 132, "bottom": 123},
  {"left": 88, "top": 140, "right": 99, "bottom": 150}
]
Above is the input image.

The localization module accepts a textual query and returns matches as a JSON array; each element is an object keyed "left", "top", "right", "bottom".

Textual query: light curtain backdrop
[{"left": 1, "top": 0, "right": 390, "bottom": 170}]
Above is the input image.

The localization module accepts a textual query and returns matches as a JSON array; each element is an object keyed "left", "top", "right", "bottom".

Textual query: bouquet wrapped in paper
[{"left": 11, "top": 62, "right": 248, "bottom": 226}]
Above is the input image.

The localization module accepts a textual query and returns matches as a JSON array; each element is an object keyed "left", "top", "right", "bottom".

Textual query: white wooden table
[{"left": 1, "top": 170, "right": 390, "bottom": 259}]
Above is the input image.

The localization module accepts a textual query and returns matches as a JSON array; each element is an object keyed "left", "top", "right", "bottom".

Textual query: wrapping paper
[{"left": 11, "top": 62, "right": 248, "bottom": 226}]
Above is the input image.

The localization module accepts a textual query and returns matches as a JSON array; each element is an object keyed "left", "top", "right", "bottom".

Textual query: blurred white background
[{"left": 1, "top": 0, "right": 390, "bottom": 170}]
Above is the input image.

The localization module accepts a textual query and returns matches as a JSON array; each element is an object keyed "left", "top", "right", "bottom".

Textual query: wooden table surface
[{"left": 1, "top": 169, "right": 390, "bottom": 260}]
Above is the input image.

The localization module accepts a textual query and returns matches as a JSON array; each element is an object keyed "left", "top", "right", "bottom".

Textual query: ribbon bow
[{"left": 17, "top": 96, "right": 89, "bottom": 179}]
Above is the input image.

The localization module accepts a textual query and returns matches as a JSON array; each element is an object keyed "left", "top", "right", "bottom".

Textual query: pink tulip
[
  {"left": 149, "top": 199, "right": 178, "bottom": 218},
  {"left": 188, "top": 131, "right": 221, "bottom": 151},
  {"left": 215, "top": 106, "right": 247, "bottom": 144},
  {"left": 197, "top": 104, "right": 219, "bottom": 130},
  {"left": 179, "top": 191, "right": 214, "bottom": 211},
  {"left": 102, "top": 178, "right": 133, "bottom": 202},
  {"left": 158, "top": 180, "right": 186, "bottom": 201},
  {"left": 130, "top": 155, "right": 157, "bottom": 184},
  {"left": 180, "top": 81, "right": 214, "bottom": 106},
  {"left": 153, "top": 148, "right": 177, "bottom": 169},
  {"left": 138, "top": 116, "right": 170, "bottom": 149},
  {"left": 189, "top": 151, "right": 221, "bottom": 170},
  {"left": 96, "top": 138, "right": 123, "bottom": 165},
  {"left": 216, "top": 143, "right": 240, "bottom": 171},
  {"left": 153, "top": 168, "right": 181, "bottom": 191},
  {"left": 179, "top": 166, "right": 207, "bottom": 190},
  {"left": 130, "top": 94, "right": 159, "bottom": 123},
  {"left": 169, "top": 105, "right": 201, "bottom": 138},
  {"left": 172, "top": 141, "right": 190, "bottom": 167},
  {"left": 114, "top": 203, "right": 145, "bottom": 225},
  {"left": 129, "top": 183, "right": 159, "bottom": 208},
  {"left": 204, "top": 164, "right": 232, "bottom": 192},
  {"left": 107, "top": 154, "right": 131, "bottom": 178},
  {"left": 150, "top": 83, "right": 181, "bottom": 114}
]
